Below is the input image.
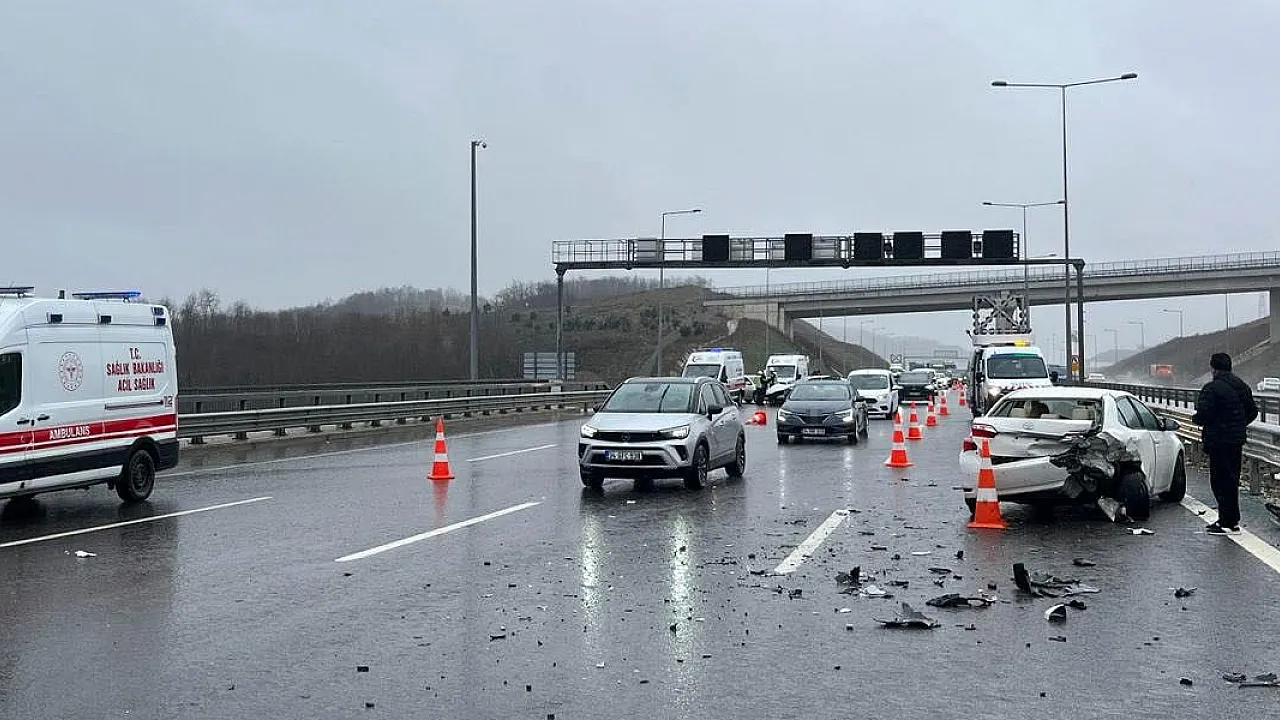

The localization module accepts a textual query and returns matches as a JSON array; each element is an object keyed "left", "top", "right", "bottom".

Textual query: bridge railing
[
  {"left": 178, "top": 380, "right": 609, "bottom": 415},
  {"left": 178, "top": 389, "right": 613, "bottom": 443},
  {"left": 715, "top": 250, "right": 1280, "bottom": 298},
  {"left": 1092, "top": 381, "right": 1280, "bottom": 495}
]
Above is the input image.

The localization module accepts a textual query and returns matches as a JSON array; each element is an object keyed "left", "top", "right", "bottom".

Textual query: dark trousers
[{"left": 1207, "top": 444, "right": 1244, "bottom": 528}]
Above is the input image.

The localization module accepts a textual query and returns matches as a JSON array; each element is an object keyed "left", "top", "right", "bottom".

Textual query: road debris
[
  {"left": 1044, "top": 604, "right": 1068, "bottom": 622},
  {"left": 71, "top": 550, "right": 96, "bottom": 558},
  {"left": 1048, "top": 635, "right": 1067, "bottom": 642},
  {"left": 925, "top": 593, "right": 995, "bottom": 609},
  {"left": 1071, "top": 558, "right": 1097, "bottom": 567},
  {"left": 1130, "top": 528, "right": 1155, "bottom": 535},
  {"left": 874, "top": 603, "right": 940, "bottom": 629},
  {"left": 1174, "top": 587, "right": 1196, "bottom": 598},
  {"left": 1179, "top": 677, "right": 1193, "bottom": 686}
]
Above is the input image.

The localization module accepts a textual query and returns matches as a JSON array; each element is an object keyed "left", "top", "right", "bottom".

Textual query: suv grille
[{"left": 595, "top": 431, "right": 665, "bottom": 443}]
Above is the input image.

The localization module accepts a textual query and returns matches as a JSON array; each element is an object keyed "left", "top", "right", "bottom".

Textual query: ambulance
[
  {"left": 681, "top": 348, "right": 749, "bottom": 402},
  {"left": 0, "top": 288, "right": 179, "bottom": 503}
]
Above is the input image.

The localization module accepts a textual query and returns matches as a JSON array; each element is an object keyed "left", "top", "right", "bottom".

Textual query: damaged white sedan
[{"left": 958, "top": 387, "right": 1186, "bottom": 521}]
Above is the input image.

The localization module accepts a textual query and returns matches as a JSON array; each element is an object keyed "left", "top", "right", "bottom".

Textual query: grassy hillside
[{"left": 1105, "top": 317, "right": 1270, "bottom": 386}]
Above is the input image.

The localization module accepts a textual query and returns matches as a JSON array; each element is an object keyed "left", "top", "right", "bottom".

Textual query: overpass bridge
[{"left": 705, "top": 250, "right": 1280, "bottom": 342}]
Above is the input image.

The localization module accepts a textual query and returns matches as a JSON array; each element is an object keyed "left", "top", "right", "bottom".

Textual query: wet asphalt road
[{"left": 3, "top": 399, "right": 1280, "bottom": 719}]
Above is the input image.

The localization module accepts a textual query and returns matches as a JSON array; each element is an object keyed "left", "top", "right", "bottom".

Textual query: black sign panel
[
  {"left": 892, "top": 232, "right": 924, "bottom": 260},
  {"left": 701, "top": 235, "right": 730, "bottom": 263},
  {"left": 981, "top": 229, "right": 1016, "bottom": 260},
  {"left": 940, "top": 230, "right": 973, "bottom": 260},
  {"left": 784, "top": 233, "right": 813, "bottom": 262}
]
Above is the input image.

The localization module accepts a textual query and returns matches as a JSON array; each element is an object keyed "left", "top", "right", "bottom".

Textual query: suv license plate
[
  {"left": 606, "top": 450, "right": 644, "bottom": 462},
  {"left": 802, "top": 428, "right": 826, "bottom": 436}
]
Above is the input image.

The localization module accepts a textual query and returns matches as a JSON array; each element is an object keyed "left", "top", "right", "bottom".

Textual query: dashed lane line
[
  {"left": 772, "top": 508, "right": 852, "bottom": 575},
  {"left": 0, "top": 496, "right": 273, "bottom": 549},
  {"left": 334, "top": 501, "right": 541, "bottom": 563},
  {"left": 467, "top": 444, "right": 557, "bottom": 463},
  {"left": 1181, "top": 494, "right": 1280, "bottom": 574}
]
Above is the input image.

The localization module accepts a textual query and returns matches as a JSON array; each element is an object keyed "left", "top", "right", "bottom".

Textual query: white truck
[
  {"left": 966, "top": 334, "right": 1053, "bottom": 416},
  {"left": 0, "top": 288, "right": 179, "bottom": 503},
  {"left": 681, "top": 348, "right": 749, "bottom": 402},
  {"left": 759, "top": 354, "right": 810, "bottom": 405}
]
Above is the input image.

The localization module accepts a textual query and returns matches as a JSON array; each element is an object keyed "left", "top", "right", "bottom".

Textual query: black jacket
[{"left": 1193, "top": 371, "right": 1258, "bottom": 448}]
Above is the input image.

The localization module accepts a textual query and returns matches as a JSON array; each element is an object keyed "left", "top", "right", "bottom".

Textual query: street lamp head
[
  {"left": 472, "top": 139, "right": 487, "bottom": 149},
  {"left": 1120, "top": 72, "right": 1138, "bottom": 80},
  {"left": 991, "top": 80, "right": 1009, "bottom": 87},
  {"left": 982, "top": 201, "right": 995, "bottom": 206}
]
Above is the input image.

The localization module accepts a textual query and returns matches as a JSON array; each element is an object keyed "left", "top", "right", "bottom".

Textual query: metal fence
[
  {"left": 179, "top": 388, "right": 612, "bottom": 443},
  {"left": 178, "top": 380, "right": 608, "bottom": 415}
]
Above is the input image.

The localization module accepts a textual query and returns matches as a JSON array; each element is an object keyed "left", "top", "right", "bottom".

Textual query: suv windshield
[
  {"left": 601, "top": 382, "right": 695, "bottom": 413},
  {"left": 766, "top": 365, "right": 796, "bottom": 381},
  {"left": 898, "top": 371, "right": 932, "bottom": 384},
  {"left": 987, "top": 354, "right": 1048, "bottom": 379},
  {"left": 848, "top": 374, "right": 888, "bottom": 391},
  {"left": 788, "top": 383, "right": 851, "bottom": 402},
  {"left": 681, "top": 363, "right": 720, "bottom": 379}
]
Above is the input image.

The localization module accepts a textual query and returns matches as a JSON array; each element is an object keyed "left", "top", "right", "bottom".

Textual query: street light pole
[
  {"left": 1104, "top": 328, "right": 1119, "bottom": 368},
  {"left": 982, "top": 200, "right": 1064, "bottom": 326},
  {"left": 1162, "top": 308, "right": 1184, "bottom": 337},
  {"left": 656, "top": 208, "right": 702, "bottom": 375},
  {"left": 992, "top": 72, "right": 1137, "bottom": 381},
  {"left": 1128, "top": 320, "right": 1146, "bottom": 350},
  {"left": 469, "top": 138, "right": 486, "bottom": 381}
]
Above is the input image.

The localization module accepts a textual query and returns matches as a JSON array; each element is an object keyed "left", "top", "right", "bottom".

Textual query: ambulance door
[
  {"left": 0, "top": 350, "right": 33, "bottom": 487},
  {"left": 26, "top": 325, "right": 106, "bottom": 476}
]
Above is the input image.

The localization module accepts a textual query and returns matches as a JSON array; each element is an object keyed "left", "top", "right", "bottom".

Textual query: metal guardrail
[
  {"left": 178, "top": 389, "right": 612, "bottom": 443},
  {"left": 714, "top": 250, "right": 1280, "bottom": 298},
  {"left": 178, "top": 381, "right": 609, "bottom": 415}
]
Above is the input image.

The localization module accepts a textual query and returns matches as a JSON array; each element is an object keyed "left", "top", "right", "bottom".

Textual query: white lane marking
[
  {"left": 335, "top": 501, "right": 541, "bottom": 563},
  {"left": 163, "top": 421, "right": 573, "bottom": 478},
  {"left": 772, "top": 508, "right": 851, "bottom": 575},
  {"left": 468, "top": 444, "right": 557, "bottom": 463},
  {"left": 0, "top": 496, "right": 273, "bottom": 549},
  {"left": 1181, "top": 494, "right": 1280, "bottom": 574}
]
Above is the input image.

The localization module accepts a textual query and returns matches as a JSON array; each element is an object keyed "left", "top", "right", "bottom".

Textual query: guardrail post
[
  {"left": 274, "top": 398, "right": 288, "bottom": 436},
  {"left": 309, "top": 396, "right": 322, "bottom": 433},
  {"left": 1246, "top": 457, "right": 1263, "bottom": 496},
  {"left": 342, "top": 394, "right": 353, "bottom": 429}
]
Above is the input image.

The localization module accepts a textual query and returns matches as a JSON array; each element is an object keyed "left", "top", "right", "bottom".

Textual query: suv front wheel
[
  {"left": 725, "top": 435, "right": 746, "bottom": 478},
  {"left": 684, "top": 443, "right": 709, "bottom": 490}
]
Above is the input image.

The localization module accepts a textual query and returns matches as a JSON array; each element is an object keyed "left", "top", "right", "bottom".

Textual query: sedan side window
[
  {"left": 1113, "top": 397, "right": 1142, "bottom": 429},
  {"left": 1128, "top": 398, "right": 1163, "bottom": 431}
]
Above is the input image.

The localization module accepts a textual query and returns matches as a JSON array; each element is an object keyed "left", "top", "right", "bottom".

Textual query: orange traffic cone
[
  {"left": 957, "top": 389, "right": 968, "bottom": 407},
  {"left": 906, "top": 402, "right": 924, "bottom": 441},
  {"left": 938, "top": 392, "right": 950, "bottom": 417},
  {"left": 752, "top": 409, "right": 767, "bottom": 426},
  {"left": 967, "top": 439, "right": 1007, "bottom": 529},
  {"left": 884, "top": 410, "right": 913, "bottom": 468},
  {"left": 427, "top": 418, "right": 455, "bottom": 481},
  {"left": 925, "top": 399, "right": 938, "bottom": 427}
]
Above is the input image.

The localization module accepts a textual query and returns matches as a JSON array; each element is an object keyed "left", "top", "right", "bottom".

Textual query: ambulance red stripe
[{"left": 0, "top": 413, "right": 178, "bottom": 454}]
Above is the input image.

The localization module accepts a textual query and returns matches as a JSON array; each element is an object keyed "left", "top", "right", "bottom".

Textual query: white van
[
  {"left": 967, "top": 342, "right": 1052, "bottom": 416},
  {"left": 847, "top": 368, "right": 899, "bottom": 418},
  {"left": 682, "top": 348, "right": 749, "bottom": 402},
  {"left": 0, "top": 288, "right": 179, "bottom": 503},
  {"left": 761, "top": 354, "right": 810, "bottom": 404}
]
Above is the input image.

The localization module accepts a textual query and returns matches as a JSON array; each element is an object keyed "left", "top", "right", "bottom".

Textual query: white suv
[{"left": 579, "top": 377, "right": 745, "bottom": 490}]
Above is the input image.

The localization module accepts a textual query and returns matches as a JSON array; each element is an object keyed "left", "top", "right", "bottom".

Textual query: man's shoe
[{"left": 1207, "top": 523, "right": 1241, "bottom": 535}]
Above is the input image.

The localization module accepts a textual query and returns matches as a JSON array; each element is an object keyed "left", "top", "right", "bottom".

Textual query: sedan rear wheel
[
  {"left": 1159, "top": 454, "right": 1187, "bottom": 502},
  {"left": 1120, "top": 470, "right": 1151, "bottom": 521}
]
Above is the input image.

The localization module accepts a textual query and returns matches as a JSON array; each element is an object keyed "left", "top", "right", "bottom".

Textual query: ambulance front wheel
[{"left": 117, "top": 448, "right": 156, "bottom": 503}]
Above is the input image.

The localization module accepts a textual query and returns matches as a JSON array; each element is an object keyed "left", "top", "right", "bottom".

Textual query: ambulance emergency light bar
[
  {"left": 552, "top": 230, "right": 1037, "bottom": 271},
  {"left": 71, "top": 290, "right": 143, "bottom": 301}
]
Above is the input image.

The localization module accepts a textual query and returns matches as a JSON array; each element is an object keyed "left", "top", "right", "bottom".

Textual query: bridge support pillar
[{"left": 1271, "top": 288, "right": 1279, "bottom": 344}]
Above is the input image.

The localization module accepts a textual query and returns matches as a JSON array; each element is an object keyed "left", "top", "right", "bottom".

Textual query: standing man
[{"left": 1192, "top": 352, "right": 1258, "bottom": 534}]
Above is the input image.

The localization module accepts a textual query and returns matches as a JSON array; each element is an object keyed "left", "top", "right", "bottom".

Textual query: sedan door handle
[
  {"left": 36, "top": 415, "right": 50, "bottom": 421},
  {"left": 16, "top": 417, "right": 32, "bottom": 425}
]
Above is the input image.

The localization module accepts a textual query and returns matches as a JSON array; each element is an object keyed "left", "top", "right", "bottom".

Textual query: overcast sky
[{"left": 3, "top": 1, "right": 1275, "bottom": 356}]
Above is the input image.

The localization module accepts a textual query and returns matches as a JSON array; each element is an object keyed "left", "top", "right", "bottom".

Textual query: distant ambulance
[
  {"left": 966, "top": 335, "right": 1052, "bottom": 415},
  {"left": 0, "top": 288, "right": 179, "bottom": 503},
  {"left": 682, "top": 348, "right": 749, "bottom": 402}
]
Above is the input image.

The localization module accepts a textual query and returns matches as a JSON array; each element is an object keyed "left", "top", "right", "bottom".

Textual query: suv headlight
[
  {"left": 838, "top": 409, "right": 855, "bottom": 422},
  {"left": 776, "top": 409, "right": 794, "bottom": 421},
  {"left": 660, "top": 425, "right": 691, "bottom": 439},
  {"left": 580, "top": 425, "right": 597, "bottom": 439}
]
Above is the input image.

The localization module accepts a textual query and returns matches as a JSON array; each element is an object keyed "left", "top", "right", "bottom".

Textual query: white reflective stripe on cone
[{"left": 976, "top": 487, "right": 1000, "bottom": 502}]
